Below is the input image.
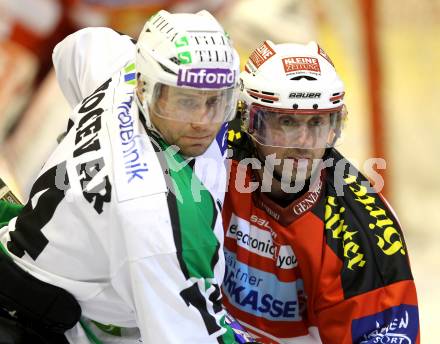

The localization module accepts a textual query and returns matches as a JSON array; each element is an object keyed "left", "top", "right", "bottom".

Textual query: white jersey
[{"left": 0, "top": 28, "right": 235, "bottom": 343}]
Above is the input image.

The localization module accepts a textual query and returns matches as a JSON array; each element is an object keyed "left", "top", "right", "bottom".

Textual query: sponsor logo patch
[
  {"left": 325, "top": 195, "right": 366, "bottom": 270},
  {"left": 223, "top": 249, "right": 303, "bottom": 321},
  {"left": 177, "top": 68, "right": 235, "bottom": 89},
  {"left": 111, "top": 68, "right": 167, "bottom": 202},
  {"left": 116, "top": 92, "right": 149, "bottom": 183},
  {"left": 226, "top": 214, "right": 298, "bottom": 269},
  {"left": 248, "top": 41, "right": 276, "bottom": 69},
  {"left": 352, "top": 305, "right": 419, "bottom": 344},
  {"left": 344, "top": 174, "right": 407, "bottom": 257},
  {"left": 318, "top": 44, "right": 334, "bottom": 67},
  {"left": 282, "top": 56, "right": 321, "bottom": 75},
  {"left": 323, "top": 172, "right": 413, "bottom": 299}
]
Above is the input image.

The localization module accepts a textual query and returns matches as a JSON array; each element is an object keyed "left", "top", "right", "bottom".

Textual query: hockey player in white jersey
[{"left": 0, "top": 9, "right": 251, "bottom": 344}]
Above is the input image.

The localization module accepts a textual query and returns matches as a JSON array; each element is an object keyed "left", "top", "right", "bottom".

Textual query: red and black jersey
[{"left": 222, "top": 131, "right": 419, "bottom": 344}]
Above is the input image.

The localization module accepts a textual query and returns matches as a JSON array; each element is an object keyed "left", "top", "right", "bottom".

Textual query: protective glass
[
  {"left": 247, "top": 103, "right": 346, "bottom": 149},
  {"left": 150, "top": 83, "right": 239, "bottom": 124}
]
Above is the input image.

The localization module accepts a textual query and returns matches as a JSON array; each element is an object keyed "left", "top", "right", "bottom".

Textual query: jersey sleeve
[
  {"left": 314, "top": 267, "right": 419, "bottom": 343},
  {"left": 307, "top": 151, "right": 421, "bottom": 343},
  {"left": 0, "top": 201, "right": 23, "bottom": 227},
  {"left": 52, "top": 27, "right": 135, "bottom": 108},
  {"left": 312, "top": 192, "right": 420, "bottom": 343}
]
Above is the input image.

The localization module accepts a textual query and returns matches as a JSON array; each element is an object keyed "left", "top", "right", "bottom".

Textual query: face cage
[{"left": 244, "top": 103, "right": 346, "bottom": 149}]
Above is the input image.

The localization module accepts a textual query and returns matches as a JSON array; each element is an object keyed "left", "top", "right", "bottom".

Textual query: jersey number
[{"left": 7, "top": 162, "right": 70, "bottom": 260}]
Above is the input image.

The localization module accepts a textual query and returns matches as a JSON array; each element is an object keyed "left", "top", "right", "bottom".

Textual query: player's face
[
  {"left": 150, "top": 86, "right": 224, "bottom": 157},
  {"left": 255, "top": 120, "right": 328, "bottom": 183},
  {"left": 252, "top": 111, "right": 334, "bottom": 183},
  {"left": 256, "top": 143, "right": 326, "bottom": 183},
  {"left": 252, "top": 111, "right": 334, "bottom": 149}
]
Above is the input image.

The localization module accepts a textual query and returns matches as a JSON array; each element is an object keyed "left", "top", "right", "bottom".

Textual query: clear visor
[
  {"left": 149, "top": 83, "right": 239, "bottom": 124},
  {"left": 248, "top": 103, "right": 346, "bottom": 149}
]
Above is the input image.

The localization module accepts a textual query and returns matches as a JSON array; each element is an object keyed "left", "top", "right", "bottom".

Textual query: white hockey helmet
[
  {"left": 240, "top": 40, "right": 347, "bottom": 149},
  {"left": 136, "top": 10, "right": 240, "bottom": 125}
]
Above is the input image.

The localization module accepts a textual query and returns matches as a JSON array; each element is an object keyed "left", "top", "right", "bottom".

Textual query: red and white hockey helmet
[{"left": 240, "top": 40, "right": 347, "bottom": 149}]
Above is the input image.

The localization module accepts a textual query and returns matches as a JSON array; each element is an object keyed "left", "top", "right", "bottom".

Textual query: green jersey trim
[{"left": 79, "top": 319, "right": 104, "bottom": 344}]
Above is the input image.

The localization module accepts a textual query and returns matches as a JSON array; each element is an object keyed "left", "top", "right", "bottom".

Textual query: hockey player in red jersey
[{"left": 222, "top": 40, "right": 420, "bottom": 343}]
